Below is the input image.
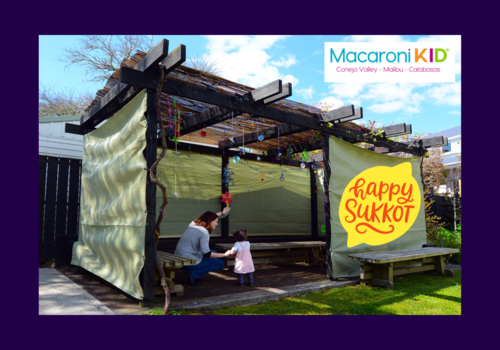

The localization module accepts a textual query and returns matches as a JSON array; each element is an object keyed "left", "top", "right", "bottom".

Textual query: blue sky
[{"left": 39, "top": 35, "right": 461, "bottom": 134}]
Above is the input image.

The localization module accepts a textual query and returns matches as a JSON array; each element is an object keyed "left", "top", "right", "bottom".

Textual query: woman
[{"left": 174, "top": 207, "right": 232, "bottom": 286}]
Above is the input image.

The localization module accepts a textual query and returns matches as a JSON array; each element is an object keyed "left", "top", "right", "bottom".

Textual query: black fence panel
[{"left": 39, "top": 156, "right": 82, "bottom": 266}]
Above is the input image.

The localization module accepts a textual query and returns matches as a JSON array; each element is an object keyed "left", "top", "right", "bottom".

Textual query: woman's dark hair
[
  {"left": 233, "top": 229, "right": 248, "bottom": 242},
  {"left": 194, "top": 211, "right": 219, "bottom": 233}
]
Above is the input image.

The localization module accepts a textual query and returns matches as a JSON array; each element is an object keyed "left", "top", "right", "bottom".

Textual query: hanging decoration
[
  {"left": 168, "top": 96, "right": 181, "bottom": 143},
  {"left": 222, "top": 166, "right": 235, "bottom": 187},
  {"left": 240, "top": 120, "right": 246, "bottom": 155},
  {"left": 302, "top": 149, "right": 310, "bottom": 162},
  {"left": 261, "top": 172, "right": 264, "bottom": 181},
  {"left": 174, "top": 143, "right": 178, "bottom": 197},
  {"left": 250, "top": 116, "right": 255, "bottom": 127},
  {"left": 232, "top": 156, "right": 241, "bottom": 163},
  {"left": 200, "top": 130, "right": 206, "bottom": 137},
  {"left": 257, "top": 123, "right": 264, "bottom": 141},
  {"left": 221, "top": 191, "right": 233, "bottom": 206},
  {"left": 301, "top": 162, "right": 306, "bottom": 169}
]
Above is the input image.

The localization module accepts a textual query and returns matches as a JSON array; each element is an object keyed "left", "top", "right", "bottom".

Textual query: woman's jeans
[{"left": 181, "top": 250, "right": 224, "bottom": 279}]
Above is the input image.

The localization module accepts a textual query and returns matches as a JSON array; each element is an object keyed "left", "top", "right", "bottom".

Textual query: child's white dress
[{"left": 231, "top": 241, "right": 255, "bottom": 274}]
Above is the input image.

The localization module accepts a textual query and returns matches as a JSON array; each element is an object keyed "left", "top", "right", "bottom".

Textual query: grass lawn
[{"left": 146, "top": 270, "right": 461, "bottom": 315}]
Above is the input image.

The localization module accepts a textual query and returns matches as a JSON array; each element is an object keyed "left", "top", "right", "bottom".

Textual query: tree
[
  {"left": 185, "top": 51, "right": 223, "bottom": 76},
  {"left": 39, "top": 85, "right": 94, "bottom": 117},
  {"left": 59, "top": 35, "right": 155, "bottom": 83}
]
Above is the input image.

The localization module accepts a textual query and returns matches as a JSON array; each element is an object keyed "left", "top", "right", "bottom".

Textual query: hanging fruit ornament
[
  {"left": 258, "top": 134, "right": 264, "bottom": 142},
  {"left": 321, "top": 225, "right": 326, "bottom": 233},
  {"left": 200, "top": 130, "right": 207, "bottom": 137},
  {"left": 301, "top": 162, "right": 306, "bottom": 169},
  {"left": 261, "top": 173, "right": 264, "bottom": 181}
]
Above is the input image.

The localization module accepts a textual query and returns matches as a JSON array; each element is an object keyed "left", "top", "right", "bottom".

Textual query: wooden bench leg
[
  {"left": 434, "top": 256, "right": 446, "bottom": 275},
  {"left": 360, "top": 264, "right": 373, "bottom": 286},
  {"left": 371, "top": 263, "right": 394, "bottom": 290},
  {"left": 154, "top": 267, "right": 184, "bottom": 297}
]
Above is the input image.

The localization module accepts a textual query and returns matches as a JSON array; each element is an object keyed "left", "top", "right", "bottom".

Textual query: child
[{"left": 231, "top": 229, "right": 255, "bottom": 286}]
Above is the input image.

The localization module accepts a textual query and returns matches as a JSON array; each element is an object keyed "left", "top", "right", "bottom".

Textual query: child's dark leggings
[{"left": 237, "top": 273, "right": 254, "bottom": 285}]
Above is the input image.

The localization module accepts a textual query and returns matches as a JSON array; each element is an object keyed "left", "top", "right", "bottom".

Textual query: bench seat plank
[{"left": 348, "top": 248, "right": 459, "bottom": 264}]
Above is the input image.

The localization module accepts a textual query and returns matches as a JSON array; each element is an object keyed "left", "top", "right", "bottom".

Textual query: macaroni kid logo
[
  {"left": 325, "top": 42, "right": 456, "bottom": 83},
  {"left": 339, "top": 163, "right": 421, "bottom": 248}
]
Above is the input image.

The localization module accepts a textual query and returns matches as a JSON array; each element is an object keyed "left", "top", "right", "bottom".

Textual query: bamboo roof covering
[{"left": 86, "top": 51, "right": 370, "bottom": 152}]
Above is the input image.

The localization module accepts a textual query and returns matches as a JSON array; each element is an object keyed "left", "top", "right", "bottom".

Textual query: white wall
[{"left": 39, "top": 120, "right": 84, "bottom": 159}]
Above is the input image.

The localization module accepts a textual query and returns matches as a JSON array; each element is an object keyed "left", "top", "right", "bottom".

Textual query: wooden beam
[
  {"left": 81, "top": 39, "right": 170, "bottom": 129},
  {"left": 406, "top": 136, "right": 448, "bottom": 148},
  {"left": 121, "top": 73, "right": 426, "bottom": 156},
  {"left": 320, "top": 105, "right": 354, "bottom": 122},
  {"left": 310, "top": 163, "right": 318, "bottom": 237},
  {"left": 220, "top": 123, "right": 307, "bottom": 149},
  {"left": 65, "top": 123, "right": 84, "bottom": 135},
  {"left": 250, "top": 80, "right": 282, "bottom": 102},
  {"left": 219, "top": 105, "right": 360, "bottom": 149},
  {"left": 177, "top": 107, "right": 242, "bottom": 136},
  {"left": 120, "top": 44, "right": 186, "bottom": 88},
  {"left": 380, "top": 123, "right": 407, "bottom": 137},
  {"left": 334, "top": 107, "right": 362, "bottom": 124},
  {"left": 263, "top": 83, "right": 292, "bottom": 105},
  {"left": 154, "top": 138, "right": 302, "bottom": 167},
  {"left": 267, "top": 139, "right": 323, "bottom": 157},
  {"left": 160, "top": 44, "right": 186, "bottom": 75}
]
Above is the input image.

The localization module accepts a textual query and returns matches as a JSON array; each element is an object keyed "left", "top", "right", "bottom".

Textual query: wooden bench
[
  {"left": 214, "top": 241, "right": 326, "bottom": 268},
  {"left": 348, "top": 247, "right": 460, "bottom": 290},
  {"left": 154, "top": 251, "right": 197, "bottom": 297}
]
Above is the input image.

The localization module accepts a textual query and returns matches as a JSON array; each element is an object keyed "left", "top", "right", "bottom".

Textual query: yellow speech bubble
[{"left": 339, "top": 162, "right": 421, "bottom": 248}]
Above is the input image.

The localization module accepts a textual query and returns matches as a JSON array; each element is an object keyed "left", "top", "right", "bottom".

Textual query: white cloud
[
  {"left": 347, "top": 35, "right": 408, "bottom": 43},
  {"left": 317, "top": 96, "right": 345, "bottom": 111},
  {"left": 425, "top": 83, "right": 461, "bottom": 106},
  {"left": 329, "top": 83, "right": 367, "bottom": 99},
  {"left": 325, "top": 82, "right": 426, "bottom": 115},
  {"left": 417, "top": 35, "right": 461, "bottom": 75},
  {"left": 270, "top": 54, "right": 297, "bottom": 68},
  {"left": 448, "top": 111, "right": 461, "bottom": 115},
  {"left": 202, "top": 35, "right": 299, "bottom": 88},
  {"left": 296, "top": 85, "right": 314, "bottom": 99}
]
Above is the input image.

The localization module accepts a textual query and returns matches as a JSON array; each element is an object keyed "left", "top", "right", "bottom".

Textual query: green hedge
[{"left": 430, "top": 224, "right": 461, "bottom": 264}]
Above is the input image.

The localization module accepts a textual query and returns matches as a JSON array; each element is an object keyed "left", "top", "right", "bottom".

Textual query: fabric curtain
[
  {"left": 71, "top": 91, "right": 148, "bottom": 299},
  {"left": 328, "top": 136, "right": 427, "bottom": 278}
]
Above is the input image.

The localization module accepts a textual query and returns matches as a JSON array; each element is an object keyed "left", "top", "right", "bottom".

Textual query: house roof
[
  {"left": 39, "top": 115, "right": 82, "bottom": 123},
  {"left": 432, "top": 125, "right": 461, "bottom": 139},
  {"left": 85, "top": 51, "right": 369, "bottom": 151}
]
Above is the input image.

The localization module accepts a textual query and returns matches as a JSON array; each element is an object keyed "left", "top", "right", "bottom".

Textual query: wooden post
[
  {"left": 310, "top": 163, "right": 318, "bottom": 237},
  {"left": 43, "top": 157, "right": 58, "bottom": 263},
  {"left": 221, "top": 148, "right": 229, "bottom": 239},
  {"left": 39, "top": 156, "right": 47, "bottom": 263},
  {"left": 142, "top": 86, "right": 158, "bottom": 306},
  {"left": 321, "top": 132, "right": 333, "bottom": 280}
]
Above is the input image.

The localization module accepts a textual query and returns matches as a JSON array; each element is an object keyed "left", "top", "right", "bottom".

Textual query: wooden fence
[{"left": 39, "top": 156, "right": 81, "bottom": 266}]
